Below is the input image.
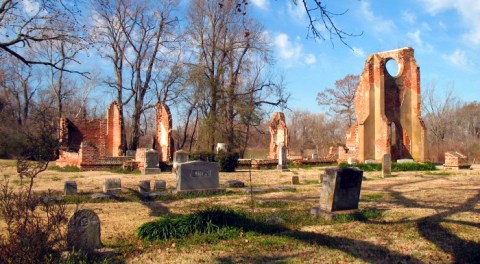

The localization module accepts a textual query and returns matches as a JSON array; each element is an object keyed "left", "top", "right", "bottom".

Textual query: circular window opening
[{"left": 386, "top": 59, "right": 399, "bottom": 77}]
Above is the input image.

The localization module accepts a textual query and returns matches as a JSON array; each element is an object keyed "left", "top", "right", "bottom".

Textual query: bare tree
[
  {"left": 317, "top": 74, "right": 358, "bottom": 127},
  {"left": 0, "top": 0, "right": 86, "bottom": 73},
  {"left": 188, "top": 0, "right": 288, "bottom": 151}
]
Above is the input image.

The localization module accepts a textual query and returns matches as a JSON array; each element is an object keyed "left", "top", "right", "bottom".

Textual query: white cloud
[
  {"left": 305, "top": 53, "right": 316, "bottom": 64},
  {"left": 359, "top": 1, "right": 395, "bottom": 33},
  {"left": 251, "top": 0, "right": 268, "bottom": 10},
  {"left": 352, "top": 47, "right": 366, "bottom": 57},
  {"left": 417, "top": 0, "right": 480, "bottom": 45},
  {"left": 274, "top": 33, "right": 302, "bottom": 61},
  {"left": 402, "top": 10, "right": 416, "bottom": 24},
  {"left": 22, "top": 0, "right": 40, "bottom": 16},
  {"left": 287, "top": 2, "right": 306, "bottom": 24},
  {"left": 438, "top": 21, "right": 447, "bottom": 30},
  {"left": 442, "top": 49, "right": 472, "bottom": 68},
  {"left": 407, "top": 30, "right": 423, "bottom": 47}
]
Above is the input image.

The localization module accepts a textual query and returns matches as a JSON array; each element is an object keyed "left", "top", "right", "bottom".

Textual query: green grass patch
[
  {"left": 340, "top": 162, "right": 436, "bottom": 172},
  {"left": 303, "top": 180, "right": 319, "bottom": 185},
  {"left": 48, "top": 165, "right": 81, "bottom": 172},
  {"left": 361, "top": 194, "right": 384, "bottom": 200},
  {"left": 333, "top": 209, "right": 384, "bottom": 223},
  {"left": 424, "top": 171, "right": 451, "bottom": 176},
  {"left": 256, "top": 200, "right": 290, "bottom": 208},
  {"left": 51, "top": 176, "right": 61, "bottom": 181}
]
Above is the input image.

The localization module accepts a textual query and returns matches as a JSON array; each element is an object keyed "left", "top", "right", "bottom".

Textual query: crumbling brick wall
[
  {"left": 343, "top": 47, "right": 426, "bottom": 163},
  {"left": 269, "top": 112, "right": 288, "bottom": 159},
  {"left": 155, "top": 103, "right": 173, "bottom": 162}
]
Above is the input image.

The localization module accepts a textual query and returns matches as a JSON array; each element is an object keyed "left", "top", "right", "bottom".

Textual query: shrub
[
  {"left": 216, "top": 152, "right": 239, "bottom": 172},
  {"left": 340, "top": 161, "right": 436, "bottom": 172},
  {"left": 189, "top": 151, "right": 216, "bottom": 162}
]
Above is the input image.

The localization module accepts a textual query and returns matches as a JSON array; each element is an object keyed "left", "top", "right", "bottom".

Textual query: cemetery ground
[{"left": 0, "top": 160, "right": 479, "bottom": 263}]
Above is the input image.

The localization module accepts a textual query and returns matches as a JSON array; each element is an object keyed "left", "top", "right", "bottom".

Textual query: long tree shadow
[{"left": 379, "top": 176, "right": 480, "bottom": 263}]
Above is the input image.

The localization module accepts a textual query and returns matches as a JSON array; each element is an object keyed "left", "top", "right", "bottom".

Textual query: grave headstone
[
  {"left": 216, "top": 143, "right": 227, "bottom": 153},
  {"left": 176, "top": 161, "right": 221, "bottom": 193},
  {"left": 382, "top": 154, "right": 392, "bottom": 178},
  {"left": 103, "top": 178, "right": 121, "bottom": 194},
  {"left": 154, "top": 180, "right": 167, "bottom": 191},
  {"left": 67, "top": 209, "right": 102, "bottom": 252},
  {"left": 138, "top": 180, "right": 151, "bottom": 194},
  {"left": 173, "top": 150, "right": 189, "bottom": 172},
  {"left": 64, "top": 181, "right": 77, "bottom": 195},
  {"left": 365, "top": 159, "right": 376, "bottom": 164},
  {"left": 311, "top": 167, "right": 363, "bottom": 219},
  {"left": 126, "top": 150, "right": 136, "bottom": 157},
  {"left": 143, "top": 149, "right": 161, "bottom": 174},
  {"left": 311, "top": 153, "right": 319, "bottom": 160},
  {"left": 291, "top": 175, "right": 299, "bottom": 185},
  {"left": 277, "top": 142, "right": 288, "bottom": 171}
]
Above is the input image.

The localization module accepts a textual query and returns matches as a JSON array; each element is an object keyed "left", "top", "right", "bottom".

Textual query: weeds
[
  {"left": 340, "top": 162, "right": 436, "bottom": 172},
  {"left": 48, "top": 165, "right": 82, "bottom": 172}
]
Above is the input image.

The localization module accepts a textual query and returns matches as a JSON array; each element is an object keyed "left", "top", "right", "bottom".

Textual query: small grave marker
[
  {"left": 67, "top": 209, "right": 102, "bottom": 252},
  {"left": 103, "top": 178, "right": 121, "bottom": 194},
  {"left": 64, "top": 181, "right": 77, "bottom": 195},
  {"left": 311, "top": 167, "right": 363, "bottom": 220}
]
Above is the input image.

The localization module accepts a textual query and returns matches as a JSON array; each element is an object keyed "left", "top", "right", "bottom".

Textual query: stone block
[
  {"left": 397, "top": 159, "right": 414, "bottom": 163},
  {"left": 103, "top": 178, "right": 121, "bottom": 194},
  {"left": 291, "top": 175, "right": 300, "bottom": 185},
  {"left": 173, "top": 150, "right": 189, "bottom": 172},
  {"left": 176, "top": 161, "right": 219, "bottom": 192},
  {"left": 154, "top": 180, "right": 167, "bottom": 191},
  {"left": 64, "top": 181, "right": 77, "bottom": 196},
  {"left": 319, "top": 167, "right": 363, "bottom": 212},
  {"left": 382, "top": 154, "right": 392, "bottom": 177},
  {"left": 138, "top": 180, "right": 151, "bottom": 194},
  {"left": 67, "top": 209, "right": 101, "bottom": 253},
  {"left": 364, "top": 159, "right": 376, "bottom": 164}
]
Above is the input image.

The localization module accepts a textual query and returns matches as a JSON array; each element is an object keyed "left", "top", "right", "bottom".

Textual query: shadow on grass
[{"left": 383, "top": 176, "right": 480, "bottom": 263}]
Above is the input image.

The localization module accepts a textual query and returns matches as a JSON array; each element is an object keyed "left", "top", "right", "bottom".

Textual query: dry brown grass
[{"left": 1, "top": 159, "right": 479, "bottom": 263}]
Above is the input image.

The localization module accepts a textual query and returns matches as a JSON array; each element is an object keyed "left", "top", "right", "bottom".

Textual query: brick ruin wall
[
  {"left": 57, "top": 119, "right": 108, "bottom": 167},
  {"left": 269, "top": 112, "right": 288, "bottom": 159},
  {"left": 342, "top": 47, "right": 426, "bottom": 163},
  {"left": 106, "top": 102, "right": 122, "bottom": 157},
  {"left": 155, "top": 103, "right": 173, "bottom": 162}
]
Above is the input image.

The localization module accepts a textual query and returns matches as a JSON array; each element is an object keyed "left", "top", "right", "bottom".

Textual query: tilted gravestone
[
  {"left": 311, "top": 167, "right": 363, "bottom": 220},
  {"left": 277, "top": 142, "right": 288, "bottom": 171},
  {"left": 67, "top": 209, "right": 102, "bottom": 252},
  {"left": 143, "top": 149, "right": 161, "bottom": 175},
  {"left": 103, "top": 178, "right": 121, "bottom": 194},
  {"left": 154, "top": 180, "right": 167, "bottom": 191},
  {"left": 138, "top": 180, "right": 151, "bottom": 194},
  {"left": 382, "top": 154, "right": 392, "bottom": 178},
  {"left": 172, "top": 150, "right": 189, "bottom": 172},
  {"left": 64, "top": 181, "right": 77, "bottom": 195},
  {"left": 176, "top": 161, "right": 222, "bottom": 193}
]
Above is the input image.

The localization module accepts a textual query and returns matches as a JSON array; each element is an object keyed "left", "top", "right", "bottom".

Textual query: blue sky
[{"left": 243, "top": 0, "right": 480, "bottom": 112}]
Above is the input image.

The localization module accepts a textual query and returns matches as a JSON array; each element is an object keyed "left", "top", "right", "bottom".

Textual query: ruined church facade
[{"left": 340, "top": 47, "right": 426, "bottom": 163}]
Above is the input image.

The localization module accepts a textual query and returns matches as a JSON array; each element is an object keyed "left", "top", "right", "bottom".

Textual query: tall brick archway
[
  {"left": 344, "top": 47, "right": 426, "bottom": 162},
  {"left": 155, "top": 103, "right": 173, "bottom": 162}
]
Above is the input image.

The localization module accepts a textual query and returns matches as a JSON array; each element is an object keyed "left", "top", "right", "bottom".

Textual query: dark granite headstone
[
  {"left": 319, "top": 167, "right": 363, "bottom": 212},
  {"left": 154, "top": 180, "right": 166, "bottom": 191},
  {"left": 67, "top": 209, "right": 101, "bottom": 252},
  {"left": 64, "top": 181, "right": 77, "bottom": 195},
  {"left": 103, "top": 178, "right": 121, "bottom": 194},
  {"left": 176, "top": 161, "right": 220, "bottom": 193},
  {"left": 143, "top": 149, "right": 161, "bottom": 174},
  {"left": 138, "top": 180, "right": 151, "bottom": 194}
]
